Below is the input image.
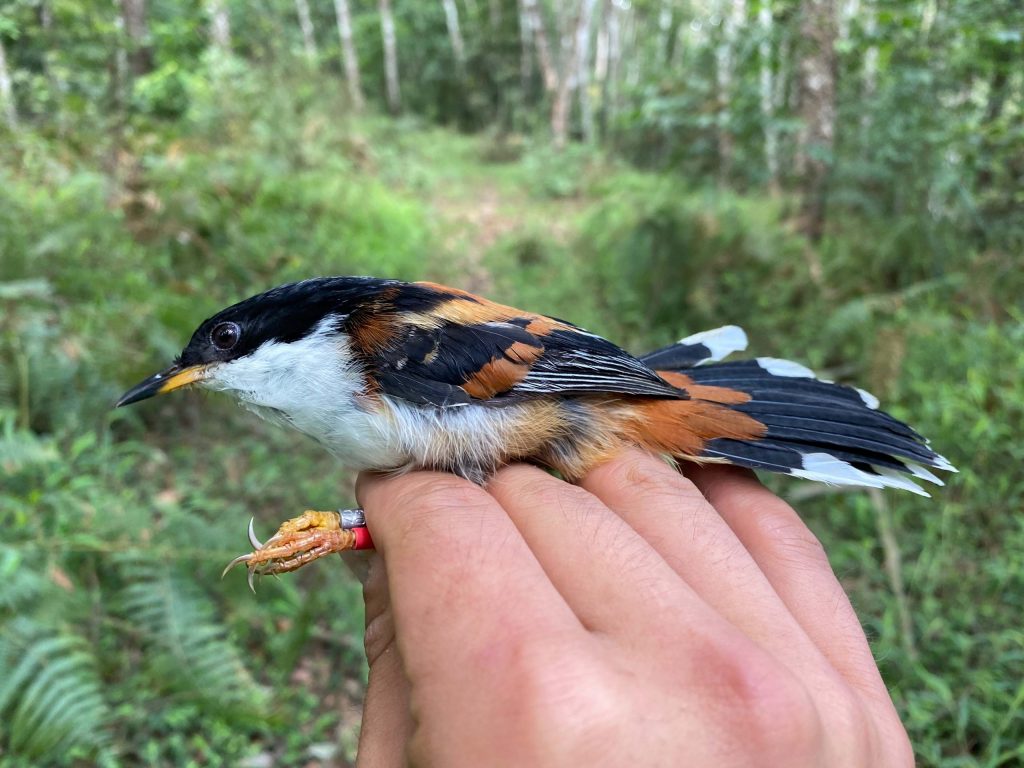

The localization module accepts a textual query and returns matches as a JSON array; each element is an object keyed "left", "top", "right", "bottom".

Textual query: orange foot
[{"left": 222, "top": 509, "right": 373, "bottom": 591}]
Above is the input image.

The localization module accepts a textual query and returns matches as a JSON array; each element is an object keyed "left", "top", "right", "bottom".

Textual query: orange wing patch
[
  {"left": 625, "top": 395, "right": 766, "bottom": 457},
  {"left": 657, "top": 370, "right": 752, "bottom": 405},
  {"left": 461, "top": 341, "right": 543, "bottom": 399},
  {"left": 413, "top": 282, "right": 573, "bottom": 337}
]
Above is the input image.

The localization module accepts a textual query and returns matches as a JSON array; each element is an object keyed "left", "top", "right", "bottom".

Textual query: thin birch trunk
[
  {"left": 295, "top": 0, "right": 319, "bottom": 65},
  {"left": 715, "top": 0, "right": 745, "bottom": 182},
  {"left": 379, "top": 0, "right": 401, "bottom": 114},
  {"left": 0, "top": 39, "right": 17, "bottom": 129},
  {"left": 656, "top": 0, "right": 673, "bottom": 67},
  {"left": 861, "top": 2, "right": 878, "bottom": 133},
  {"left": 550, "top": 3, "right": 579, "bottom": 149},
  {"left": 518, "top": 0, "right": 534, "bottom": 91},
  {"left": 624, "top": 6, "right": 640, "bottom": 91},
  {"left": 442, "top": 0, "right": 467, "bottom": 73},
  {"left": 594, "top": 11, "right": 608, "bottom": 83},
  {"left": 796, "top": 0, "right": 837, "bottom": 241},
  {"left": 759, "top": 0, "right": 780, "bottom": 190},
  {"left": 606, "top": 1, "right": 622, "bottom": 125},
  {"left": 208, "top": 0, "right": 231, "bottom": 51},
  {"left": 121, "top": 0, "right": 153, "bottom": 76},
  {"left": 576, "top": 0, "right": 597, "bottom": 143},
  {"left": 522, "top": 0, "right": 557, "bottom": 92},
  {"left": 112, "top": 0, "right": 129, "bottom": 108},
  {"left": 333, "top": 0, "right": 365, "bottom": 111}
]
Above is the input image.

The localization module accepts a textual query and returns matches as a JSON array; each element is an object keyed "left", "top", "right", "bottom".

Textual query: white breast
[
  {"left": 202, "top": 318, "right": 527, "bottom": 476},
  {"left": 204, "top": 321, "right": 400, "bottom": 469}
]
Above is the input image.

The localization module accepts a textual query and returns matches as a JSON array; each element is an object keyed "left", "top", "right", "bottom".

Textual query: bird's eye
[{"left": 211, "top": 322, "right": 241, "bottom": 351}]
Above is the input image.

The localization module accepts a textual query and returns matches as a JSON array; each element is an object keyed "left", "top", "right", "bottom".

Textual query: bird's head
[{"left": 115, "top": 277, "right": 391, "bottom": 410}]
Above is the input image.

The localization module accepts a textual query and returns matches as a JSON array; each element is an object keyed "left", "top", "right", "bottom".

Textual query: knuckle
[
  {"left": 502, "top": 466, "right": 594, "bottom": 510},
  {"left": 498, "top": 469, "right": 605, "bottom": 530},
  {"left": 621, "top": 454, "right": 710, "bottom": 519},
  {"left": 755, "top": 511, "right": 830, "bottom": 568},
  {"left": 388, "top": 474, "right": 495, "bottom": 543},
  {"left": 698, "top": 642, "right": 822, "bottom": 757},
  {"left": 512, "top": 643, "right": 621, "bottom": 757}
]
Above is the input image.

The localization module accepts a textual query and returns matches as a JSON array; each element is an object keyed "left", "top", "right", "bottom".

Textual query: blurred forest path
[{"left": 429, "top": 147, "right": 587, "bottom": 295}]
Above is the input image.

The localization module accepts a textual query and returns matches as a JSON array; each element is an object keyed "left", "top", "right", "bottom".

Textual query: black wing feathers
[
  {"left": 516, "top": 329, "right": 686, "bottom": 399},
  {"left": 357, "top": 283, "right": 686, "bottom": 407}
]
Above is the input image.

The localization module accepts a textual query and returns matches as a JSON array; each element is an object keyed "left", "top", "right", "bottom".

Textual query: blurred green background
[{"left": 0, "top": 0, "right": 1021, "bottom": 765}]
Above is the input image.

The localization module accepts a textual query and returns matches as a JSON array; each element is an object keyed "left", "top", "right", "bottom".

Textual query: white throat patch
[{"left": 202, "top": 317, "right": 399, "bottom": 468}]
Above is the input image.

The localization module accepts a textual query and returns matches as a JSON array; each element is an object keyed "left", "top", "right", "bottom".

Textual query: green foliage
[
  {"left": 0, "top": 614, "right": 111, "bottom": 761},
  {"left": 117, "top": 556, "right": 270, "bottom": 719},
  {"left": 577, "top": 179, "right": 816, "bottom": 352}
]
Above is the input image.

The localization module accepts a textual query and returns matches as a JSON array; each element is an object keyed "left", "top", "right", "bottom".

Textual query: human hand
[{"left": 353, "top": 449, "right": 913, "bottom": 767}]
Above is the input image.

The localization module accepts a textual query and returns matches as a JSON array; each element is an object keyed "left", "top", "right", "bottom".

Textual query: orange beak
[{"left": 115, "top": 363, "right": 209, "bottom": 407}]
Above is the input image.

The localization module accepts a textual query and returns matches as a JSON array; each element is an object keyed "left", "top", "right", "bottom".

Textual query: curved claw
[
  {"left": 247, "top": 516, "right": 264, "bottom": 549},
  {"left": 221, "top": 552, "right": 252, "bottom": 580}
]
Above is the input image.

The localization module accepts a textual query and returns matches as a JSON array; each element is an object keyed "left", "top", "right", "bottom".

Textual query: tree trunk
[
  {"left": 796, "top": 0, "right": 837, "bottom": 242},
  {"left": 379, "top": 0, "right": 401, "bottom": 113},
  {"left": 0, "top": 38, "right": 17, "bottom": 130},
  {"left": 208, "top": 0, "right": 232, "bottom": 52},
  {"left": 111, "top": 2, "right": 130, "bottom": 110},
  {"left": 594, "top": 10, "right": 608, "bottom": 83},
  {"left": 441, "top": 0, "right": 467, "bottom": 74},
  {"left": 576, "top": 0, "right": 596, "bottom": 143},
  {"left": 295, "top": 0, "right": 319, "bottom": 65},
  {"left": 624, "top": 6, "right": 639, "bottom": 91},
  {"left": 550, "top": 75, "right": 572, "bottom": 149},
  {"left": 518, "top": 0, "right": 534, "bottom": 91},
  {"left": 521, "top": 0, "right": 556, "bottom": 92},
  {"left": 120, "top": 0, "right": 153, "bottom": 76},
  {"left": 861, "top": 2, "right": 878, "bottom": 133},
  {"left": 550, "top": 3, "right": 579, "bottom": 149},
  {"left": 715, "top": 0, "right": 746, "bottom": 183},
  {"left": 333, "top": 0, "right": 365, "bottom": 111},
  {"left": 604, "top": 0, "right": 622, "bottom": 128},
  {"left": 656, "top": 0, "right": 674, "bottom": 67},
  {"left": 758, "top": 0, "right": 780, "bottom": 190}
]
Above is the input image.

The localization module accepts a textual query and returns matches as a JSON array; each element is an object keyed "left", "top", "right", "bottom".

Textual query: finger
[
  {"left": 355, "top": 471, "right": 588, "bottom": 726},
  {"left": 487, "top": 464, "right": 711, "bottom": 639},
  {"left": 582, "top": 451, "right": 836, "bottom": 670},
  {"left": 687, "top": 465, "right": 898, "bottom": 710},
  {"left": 581, "top": 448, "right": 888, "bottom": 768},
  {"left": 357, "top": 554, "right": 413, "bottom": 767}
]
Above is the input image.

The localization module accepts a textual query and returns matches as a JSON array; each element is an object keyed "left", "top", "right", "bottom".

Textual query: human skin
[{"left": 352, "top": 448, "right": 914, "bottom": 767}]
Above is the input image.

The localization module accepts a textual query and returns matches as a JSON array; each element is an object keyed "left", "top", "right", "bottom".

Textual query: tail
[{"left": 633, "top": 326, "right": 956, "bottom": 496}]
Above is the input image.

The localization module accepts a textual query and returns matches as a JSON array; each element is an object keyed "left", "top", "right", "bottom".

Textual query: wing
[{"left": 346, "top": 281, "right": 686, "bottom": 407}]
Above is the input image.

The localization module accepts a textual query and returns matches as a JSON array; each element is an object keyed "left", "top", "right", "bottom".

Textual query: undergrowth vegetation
[{"left": 1, "top": 64, "right": 1022, "bottom": 766}]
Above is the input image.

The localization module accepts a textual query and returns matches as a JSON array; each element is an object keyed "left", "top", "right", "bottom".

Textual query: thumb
[{"left": 353, "top": 551, "right": 414, "bottom": 767}]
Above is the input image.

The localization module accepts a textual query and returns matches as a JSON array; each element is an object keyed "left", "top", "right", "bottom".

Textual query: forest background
[{"left": 0, "top": 0, "right": 1022, "bottom": 765}]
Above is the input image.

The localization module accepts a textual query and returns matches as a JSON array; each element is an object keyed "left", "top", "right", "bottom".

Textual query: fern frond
[
  {"left": 116, "top": 556, "right": 269, "bottom": 721},
  {"left": 0, "top": 618, "right": 111, "bottom": 760},
  {"left": 0, "top": 548, "right": 45, "bottom": 613},
  {"left": 0, "top": 411, "right": 58, "bottom": 473}
]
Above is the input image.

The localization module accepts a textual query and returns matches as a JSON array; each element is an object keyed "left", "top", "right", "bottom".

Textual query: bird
[{"left": 116, "top": 276, "right": 955, "bottom": 588}]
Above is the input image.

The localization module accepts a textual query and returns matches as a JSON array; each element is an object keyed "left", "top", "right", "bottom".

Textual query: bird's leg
[{"left": 222, "top": 509, "right": 373, "bottom": 591}]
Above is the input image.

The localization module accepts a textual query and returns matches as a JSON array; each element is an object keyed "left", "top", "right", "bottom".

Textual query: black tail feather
[{"left": 645, "top": 332, "right": 955, "bottom": 493}]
